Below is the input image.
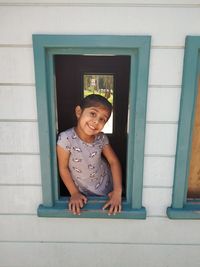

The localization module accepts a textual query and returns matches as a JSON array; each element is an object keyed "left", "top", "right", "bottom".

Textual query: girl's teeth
[{"left": 89, "top": 125, "right": 95, "bottom": 130}]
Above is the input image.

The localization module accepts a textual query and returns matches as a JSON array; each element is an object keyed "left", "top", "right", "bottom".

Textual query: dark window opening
[{"left": 54, "top": 55, "right": 131, "bottom": 198}]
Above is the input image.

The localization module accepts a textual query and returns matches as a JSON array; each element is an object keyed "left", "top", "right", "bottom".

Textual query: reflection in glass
[
  {"left": 83, "top": 74, "right": 114, "bottom": 134},
  {"left": 187, "top": 76, "right": 200, "bottom": 199}
]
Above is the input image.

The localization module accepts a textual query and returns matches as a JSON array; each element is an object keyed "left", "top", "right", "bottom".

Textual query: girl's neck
[{"left": 74, "top": 126, "right": 95, "bottom": 144}]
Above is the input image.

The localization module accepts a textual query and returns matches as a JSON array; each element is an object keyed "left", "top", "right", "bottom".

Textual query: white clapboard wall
[{"left": 0, "top": 1, "right": 200, "bottom": 266}]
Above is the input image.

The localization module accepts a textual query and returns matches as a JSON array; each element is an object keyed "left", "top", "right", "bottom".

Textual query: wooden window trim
[
  {"left": 33, "top": 34, "right": 151, "bottom": 219},
  {"left": 167, "top": 36, "right": 200, "bottom": 219}
]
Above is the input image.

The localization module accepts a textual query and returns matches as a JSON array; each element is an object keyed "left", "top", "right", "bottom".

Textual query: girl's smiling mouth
[{"left": 87, "top": 123, "right": 97, "bottom": 131}]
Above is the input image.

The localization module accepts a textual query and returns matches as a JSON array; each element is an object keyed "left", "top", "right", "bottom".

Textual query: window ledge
[
  {"left": 167, "top": 204, "right": 200, "bottom": 219},
  {"left": 38, "top": 202, "right": 146, "bottom": 219}
]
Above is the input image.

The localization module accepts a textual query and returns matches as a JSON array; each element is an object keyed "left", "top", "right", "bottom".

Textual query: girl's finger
[
  {"left": 79, "top": 200, "right": 84, "bottom": 208},
  {"left": 113, "top": 205, "right": 119, "bottom": 215},
  {"left": 72, "top": 203, "right": 77, "bottom": 215},
  {"left": 103, "top": 201, "right": 111, "bottom": 210},
  {"left": 82, "top": 196, "right": 87, "bottom": 204},
  {"left": 108, "top": 205, "right": 115, "bottom": 215},
  {"left": 118, "top": 204, "right": 122, "bottom": 213},
  {"left": 75, "top": 203, "right": 81, "bottom": 215}
]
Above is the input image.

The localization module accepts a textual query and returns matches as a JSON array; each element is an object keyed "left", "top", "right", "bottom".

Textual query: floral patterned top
[{"left": 57, "top": 127, "right": 113, "bottom": 196}]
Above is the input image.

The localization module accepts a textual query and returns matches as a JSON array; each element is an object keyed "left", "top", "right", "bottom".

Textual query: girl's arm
[
  {"left": 57, "top": 145, "right": 87, "bottom": 215},
  {"left": 102, "top": 144, "right": 122, "bottom": 215}
]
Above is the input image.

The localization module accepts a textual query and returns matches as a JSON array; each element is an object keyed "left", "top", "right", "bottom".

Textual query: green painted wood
[
  {"left": 38, "top": 203, "right": 146, "bottom": 219},
  {"left": 131, "top": 41, "right": 151, "bottom": 209},
  {"left": 48, "top": 47, "right": 134, "bottom": 55},
  {"left": 126, "top": 51, "right": 137, "bottom": 204},
  {"left": 32, "top": 34, "right": 150, "bottom": 49},
  {"left": 33, "top": 34, "right": 151, "bottom": 219},
  {"left": 33, "top": 36, "right": 54, "bottom": 207},
  {"left": 46, "top": 53, "right": 60, "bottom": 202},
  {"left": 167, "top": 36, "right": 200, "bottom": 218},
  {"left": 167, "top": 206, "right": 200, "bottom": 219}
]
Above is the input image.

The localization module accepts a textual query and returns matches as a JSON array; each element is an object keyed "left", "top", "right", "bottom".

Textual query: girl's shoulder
[
  {"left": 57, "top": 128, "right": 76, "bottom": 152},
  {"left": 58, "top": 127, "right": 75, "bottom": 139},
  {"left": 95, "top": 132, "right": 109, "bottom": 146}
]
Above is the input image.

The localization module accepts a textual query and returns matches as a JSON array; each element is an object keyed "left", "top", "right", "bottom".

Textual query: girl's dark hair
[{"left": 80, "top": 94, "right": 113, "bottom": 114}]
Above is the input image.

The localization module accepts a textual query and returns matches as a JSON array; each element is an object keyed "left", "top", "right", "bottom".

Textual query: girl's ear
[{"left": 75, "top": 106, "right": 82, "bottom": 119}]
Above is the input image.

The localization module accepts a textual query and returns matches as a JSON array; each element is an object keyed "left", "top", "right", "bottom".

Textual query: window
[
  {"left": 55, "top": 55, "right": 130, "bottom": 198},
  {"left": 33, "top": 35, "right": 151, "bottom": 219},
  {"left": 167, "top": 36, "right": 200, "bottom": 219}
]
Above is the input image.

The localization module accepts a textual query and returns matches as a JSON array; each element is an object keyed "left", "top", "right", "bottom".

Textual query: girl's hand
[
  {"left": 103, "top": 191, "right": 122, "bottom": 215},
  {"left": 69, "top": 192, "right": 87, "bottom": 215}
]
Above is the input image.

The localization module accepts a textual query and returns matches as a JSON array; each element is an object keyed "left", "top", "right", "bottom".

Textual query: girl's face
[{"left": 75, "top": 105, "right": 110, "bottom": 140}]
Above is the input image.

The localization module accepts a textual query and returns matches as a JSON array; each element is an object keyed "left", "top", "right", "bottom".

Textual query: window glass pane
[
  {"left": 187, "top": 76, "right": 200, "bottom": 199},
  {"left": 83, "top": 74, "right": 114, "bottom": 134}
]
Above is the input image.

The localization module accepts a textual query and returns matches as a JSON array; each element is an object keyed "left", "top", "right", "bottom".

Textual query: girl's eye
[
  {"left": 99, "top": 117, "right": 106, "bottom": 123},
  {"left": 90, "top": 112, "right": 96, "bottom": 117}
]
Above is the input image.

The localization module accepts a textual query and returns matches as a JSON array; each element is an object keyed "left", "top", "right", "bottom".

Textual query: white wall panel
[
  {"left": 1, "top": 0, "right": 200, "bottom": 4},
  {"left": 149, "top": 49, "right": 184, "bottom": 86},
  {"left": 0, "top": 6, "right": 200, "bottom": 46},
  {"left": 143, "top": 188, "right": 172, "bottom": 216},
  {"left": 1, "top": 216, "right": 200, "bottom": 244},
  {"left": 0, "top": 47, "right": 184, "bottom": 86},
  {"left": 0, "top": 86, "right": 37, "bottom": 120},
  {"left": 0, "top": 122, "right": 39, "bottom": 153},
  {"left": 0, "top": 155, "right": 41, "bottom": 184},
  {"left": 146, "top": 87, "right": 181, "bottom": 122},
  {"left": 143, "top": 156, "right": 174, "bottom": 187},
  {"left": 0, "top": 48, "right": 34, "bottom": 83},
  {"left": 0, "top": 186, "right": 41, "bottom": 214},
  {"left": 1, "top": 242, "right": 200, "bottom": 267},
  {"left": 0, "top": 186, "right": 171, "bottom": 216},
  {"left": 145, "top": 124, "right": 178, "bottom": 155}
]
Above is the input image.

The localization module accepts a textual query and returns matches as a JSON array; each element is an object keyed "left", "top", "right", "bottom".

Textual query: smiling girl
[{"left": 57, "top": 94, "right": 122, "bottom": 215}]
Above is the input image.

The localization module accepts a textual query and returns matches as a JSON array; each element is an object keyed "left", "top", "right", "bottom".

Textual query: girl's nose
[{"left": 92, "top": 117, "right": 99, "bottom": 124}]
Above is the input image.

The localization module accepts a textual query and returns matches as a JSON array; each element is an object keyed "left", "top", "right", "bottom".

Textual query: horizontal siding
[
  {"left": 0, "top": 122, "right": 39, "bottom": 153},
  {"left": 0, "top": 153, "right": 173, "bottom": 188},
  {"left": 146, "top": 86, "right": 181, "bottom": 122},
  {"left": 0, "top": 85, "right": 37, "bottom": 120},
  {"left": 0, "top": 85, "right": 181, "bottom": 123},
  {"left": 1, "top": 216, "right": 200, "bottom": 244},
  {"left": 0, "top": 155, "right": 174, "bottom": 188},
  {"left": 0, "top": 6, "right": 199, "bottom": 46},
  {"left": 149, "top": 48, "right": 184, "bottom": 86},
  {"left": 0, "top": 121, "right": 177, "bottom": 156},
  {"left": 0, "top": 47, "right": 183, "bottom": 85},
  {"left": 1, "top": 0, "right": 200, "bottom": 5},
  {"left": 0, "top": 186, "right": 41, "bottom": 214},
  {"left": 0, "top": 47, "right": 34, "bottom": 83},
  {"left": 0, "top": 154, "right": 41, "bottom": 184},
  {"left": 143, "top": 156, "right": 174, "bottom": 187},
  {"left": 143, "top": 188, "right": 172, "bottom": 217},
  {"left": 0, "top": 242, "right": 200, "bottom": 267},
  {"left": 145, "top": 124, "right": 178, "bottom": 156},
  {"left": 0, "top": 186, "right": 169, "bottom": 217}
]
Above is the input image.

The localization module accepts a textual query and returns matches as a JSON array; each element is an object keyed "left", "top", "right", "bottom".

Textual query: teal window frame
[
  {"left": 167, "top": 36, "right": 200, "bottom": 219},
  {"left": 33, "top": 35, "right": 151, "bottom": 219}
]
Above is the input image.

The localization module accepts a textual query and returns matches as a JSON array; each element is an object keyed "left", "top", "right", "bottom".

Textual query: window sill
[
  {"left": 38, "top": 201, "right": 146, "bottom": 219},
  {"left": 167, "top": 203, "right": 200, "bottom": 219}
]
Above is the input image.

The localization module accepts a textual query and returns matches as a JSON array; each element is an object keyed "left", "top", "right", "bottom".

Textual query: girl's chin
[{"left": 85, "top": 129, "right": 97, "bottom": 136}]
